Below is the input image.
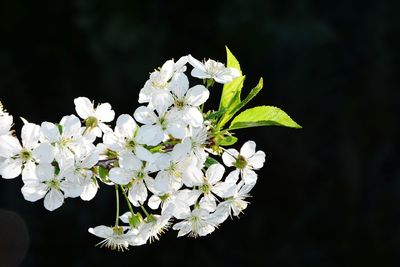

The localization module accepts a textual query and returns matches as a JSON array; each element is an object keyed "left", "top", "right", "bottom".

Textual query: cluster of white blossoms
[{"left": 0, "top": 48, "right": 300, "bottom": 251}]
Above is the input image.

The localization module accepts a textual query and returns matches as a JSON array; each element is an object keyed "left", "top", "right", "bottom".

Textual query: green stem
[
  {"left": 114, "top": 185, "right": 120, "bottom": 226},
  {"left": 140, "top": 205, "right": 150, "bottom": 217},
  {"left": 120, "top": 186, "right": 135, "bottom": 215}
]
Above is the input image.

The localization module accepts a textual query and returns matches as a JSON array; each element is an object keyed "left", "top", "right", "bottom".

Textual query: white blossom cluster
[{"left": 0, "top": 54, "right": 266, "bottom": 251}]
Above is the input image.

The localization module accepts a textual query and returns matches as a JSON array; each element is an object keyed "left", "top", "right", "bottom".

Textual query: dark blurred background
[{"left": 0, "top": 0, "right": 399, "bottom": 266}]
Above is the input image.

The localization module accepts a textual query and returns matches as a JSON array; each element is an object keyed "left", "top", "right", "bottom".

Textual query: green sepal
[{"left": 218, "top": 135, "right": 238, "bottom": 146}]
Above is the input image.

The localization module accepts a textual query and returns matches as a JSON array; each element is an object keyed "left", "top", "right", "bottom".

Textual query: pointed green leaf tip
[
  {"left": 225, "top": 46, "right": 242, "bottom": 74},
  {"left": 219, "top": 47, "right": 243, "bottom": 111},
  {"left": 229, "top": 106, "right": 302, "bottom": 130}
]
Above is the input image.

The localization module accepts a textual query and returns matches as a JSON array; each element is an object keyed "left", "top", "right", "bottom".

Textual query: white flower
[
  {"left": 63, "top": 145, "right": 99, "bottom": 201},
  {"left": 40, "top": 115, "right": 84, "bottom": 164},
  {"left": 152, "top": 150, "right": 197, "bottom": 194},
  {"left": 21, "top": 163, "right": 82, "bottom": 211},
  {"left": 0, "top": 122, "right": 54, "bottom": 179},
  {"left": 185, "top": 163, "right": 236, "bottom": 212},
  {"left": 134, "top": 106, "right": 187, "bottom": 146},
  {"left": 222, "top": 140, "right": 265, "bottom": 184},
  {"left": 88, "top": 225, "right": 135, "bottom": 251},
  {"left": 109, "top": 153, "right": 154, "bottom": 207},
  {"left": 219, "top": 181, "right": 255, "bottom": 217},
  {"left": 172, "top": 208, "right": 216, "bottom": 237},
  {"left": 139, "top": 212, "right": 172, "bottom": 243},
  {"left": 148, "top": 189, "right": 201, "bottom": 220},
  {"left": 188, "top": 55, "right": 241, "bottom": 84},
  {"left": 186, "top": 126, "right": 209, "bottom": 164},
  {"left": 74, "top": 97, "right": 115, "bottom": 137},
  {"left": 139, "top": 59, "right": 189, "bottom": 114},
  {"left": 168, "top": 73, "right": 209, "bottom": 127},
  {"left": 103, "top": 114, "right": 153, "bottom": 162}
]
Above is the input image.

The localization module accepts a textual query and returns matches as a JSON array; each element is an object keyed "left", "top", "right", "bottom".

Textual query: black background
[{"left": 0, "top": 0, "right": 399, "bottom": 266}]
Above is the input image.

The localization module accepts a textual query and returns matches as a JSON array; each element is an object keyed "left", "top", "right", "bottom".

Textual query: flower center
[
  {"left": 20, "top": 149, "right": 32, "bottom": 161},
  {"left": 234, "top": 155, "right": 247, "bottom": 169},
  {"left": 200, "top": 183, "right": 211, "bottom": 194},
  {"left": 159, "top": 193, "right": 170, "bottom": 201},
  {"left": 47, "top": 178, "right": 60, "bottom": 189},
  {"left": 175, "top": 99, "right": 186, "bottom": 109},
  {"left": 126, "top": 139, "right": 136, "bottom": 150},
  {"left": 85, "top": 116, "right": 98, "bottom": 128}
]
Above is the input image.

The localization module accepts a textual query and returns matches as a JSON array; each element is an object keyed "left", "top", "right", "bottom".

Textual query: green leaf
[
  {"left": 219, "top": 135, "right": 238, "bottom": 146},
  {"left": 229, "top": 106, "right": 302, "bottom": 130},
  {"left": 219, "top": 47, "right": 244, "bottom": 111},
  {"left": 205, "top": 157, "right": 219, "bottom": 168},
  {"left": 217, "top": 77, "right": 263, "bottom": 129},
  {"left": 231, "top": 77, "right": 263, "bottom": 115}
]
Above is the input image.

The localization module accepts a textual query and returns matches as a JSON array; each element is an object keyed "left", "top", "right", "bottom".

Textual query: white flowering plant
[{"left": 0, "top": 47, "right": 301, "bottom": 251}]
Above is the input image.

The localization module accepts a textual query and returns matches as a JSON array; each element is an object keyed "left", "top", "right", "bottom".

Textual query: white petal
[
  {"left": 0, "top": 135, "right": 22, "bottom": 157},
  {"left": 103, "top": 132, "right": 121, "bottom": 151},
  {"left": 35, "top": 164, "right": 55, "bottom": 182},
  {"left": 240, "top": 141, "right": 256, "bottom": 158},
  {"left": 221, "top": 149, "right": 238, "bottom": 167},
  {"left": 119, "top": 152, "right": 141, "bottom": 171},
  {"left": 44, "top": 189, "right": 64, "bottom": 211},
  {"left": 115, "top": 114, "right": 137, "bottom": 138},
  {"left": 241, "top": 168, "right": 258, "bottom": 184},
  {"left": 170, "top": 73, "right": 189, "bottom": 99},
  {"left": 81, "top": 153, "right": 99, "bottom": 169},
  {"left": 187, "top": 55, "right": 207, "bottom": 72},
  {"left": 74, "top": 97, "right": 93, "bottom": 119},
  {"left": 80, "top": 181, "right": 98, "bottom": 201},
  {"left": 136, "top": 125, "right": 164, "bottom": 146},
  {"left": 150, "top": 91, "right": 174, "bottom": 115},
  {"left": 148, "top": 195, "right": 161, "bottom": 210},
  {"left": 33, "top": 143, "right": 54, "bottom": 164},
  {"left": 166, "top": 122, "right": 187, "bottom": 139},
  {"left": 119, "top": 212, "right": 132, "bottom": 224},
  {"left": 173, "top": 221, "right": 191, "bottom": 237},
  {"left": 212, "top": 181, "right": 237, "bottom": 198},
  {"left": 40, "top": 122, "right": 59, "bottom": 143},
  {"left": 185, "top": 85, "right": 209, "bottom": 106},
  {"left": 95, "top": 103, "right": 115, "bottom": 122},
  {"left": 160, "top": 59, "right": 175, "bottom": 81},
  {"left": 128, "top": 181, "right": 148, "bottom": 207},
  {"left": 61, "top": 180, "right": 83, "bottom": 198},
  {"left": 225, "top": 169, "right": 240, "bottom": 184},
  {"left": 134, "top": 146, "right": 154, "bottom": 162},
  {"left": 60, "top": 115, "right": 81, "bottom": 138},
  {"left": 22, "top": 161, "right": 37, "bottom": 182},
  {"left": 0, "top": 114, "right": 13, "bottom": 135},
  {"left": 170, "top": 200, "right": 191, "bottom": 219},
  {"left": 206, "top": 163, "right": 225, "bottom": 184},
  {"left": 88, "top": 225, "right": 113, "bottom": 238},
  {"left": 183, "top": 107, "right": 203, "bottom": 127},
  {"left": 191, "top": 68, "right": 210, "bottom": 79},
  {"left": 134, "top": 106, "right": 158, "bottom": 125},
  {"left": 176, "top": 189, "right": 201, "bottom": 206},
  {"left": 182, "top": 164, "right": 203, "bottom": 187},
  {"left": 21, "top": 182, "right": 48, "bottom": 202},
  {"left": 109, "top": 167, "right": 132, "bottom": 185},
  {"left": 21, "top": 123, "right": 40, "bottom": 149},
  {"left": 199, "top": 194, "right": 217, "bottom": 212},
  {"left": 228, "top": 67, "right": 241, "bottom": 78},
  {"left": 0, "top": 158, "right": 22, "bottom": 179},
  {"left": 248, "top": 151, "right": 266, "bottom": 169}
]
